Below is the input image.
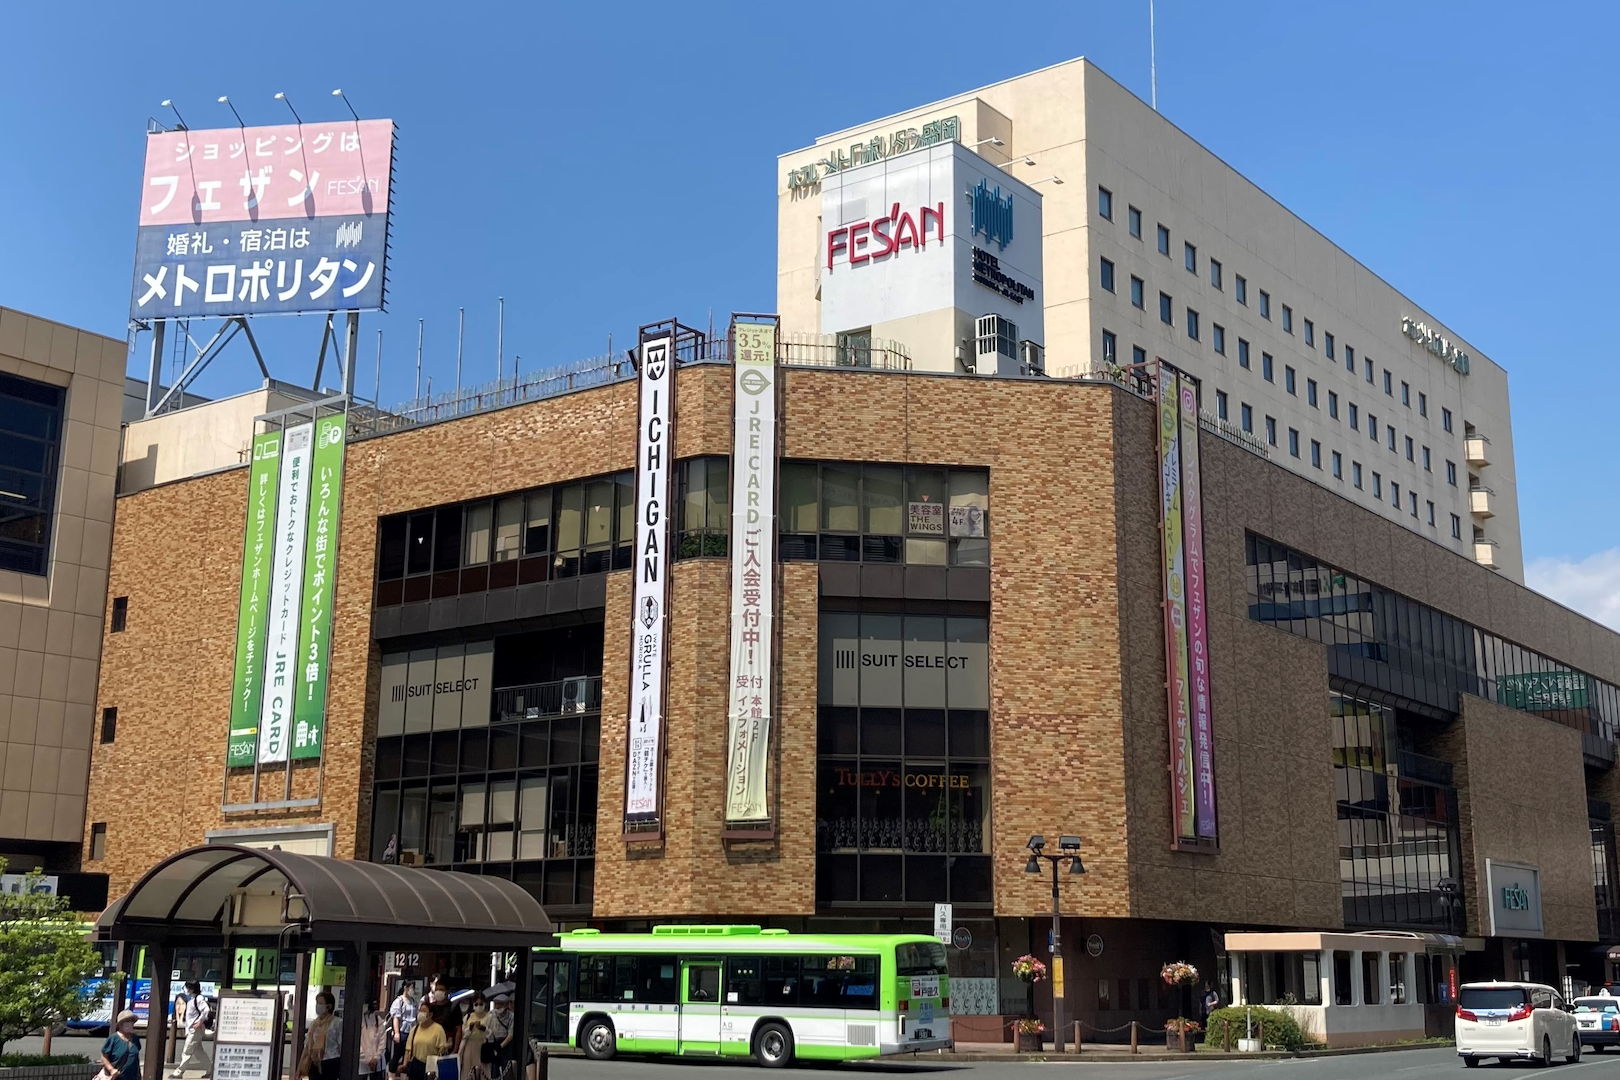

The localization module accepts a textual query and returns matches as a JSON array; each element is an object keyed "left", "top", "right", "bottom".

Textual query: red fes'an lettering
[{"left": 826, "top": 202, "right": 947, "bottom": 269}]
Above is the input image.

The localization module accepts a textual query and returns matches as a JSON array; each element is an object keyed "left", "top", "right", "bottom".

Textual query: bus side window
[
  {"left": 841, "top": 958, "right": 878, "bottom": 1010},
  {"left": 763, "top": 956, "right": 799, "bottom": 1006},
  {"left": 726, "top": 958, "right": 762, "bottom": 1005}
]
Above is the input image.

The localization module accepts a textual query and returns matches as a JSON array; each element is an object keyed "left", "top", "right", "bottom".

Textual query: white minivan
[{"left": 1455, "top": 981, "right": 1580, "bottom": 1067}]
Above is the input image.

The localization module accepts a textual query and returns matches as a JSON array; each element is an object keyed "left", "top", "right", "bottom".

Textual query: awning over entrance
[{"left": 96, "top": 843, "right": 553, "bottom": 948}]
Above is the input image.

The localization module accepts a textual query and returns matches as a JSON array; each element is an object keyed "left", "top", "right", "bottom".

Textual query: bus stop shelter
[{"left": 95, "top": 844, "right": 554, "bottom": 1080}]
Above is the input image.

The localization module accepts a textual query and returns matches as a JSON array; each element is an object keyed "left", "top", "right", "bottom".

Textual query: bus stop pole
[
  {"left": 337, "top": 944, "right": 365, "bottom": 1080},
  {"left": 142, "top": 943, "right": 173, "bottom": 1080},
  {"left": 513, "top": 953, "right": 533, "bottom": 1080},
  {"left": 289, "top": 950, "right": 309, "bottom": 1080}
]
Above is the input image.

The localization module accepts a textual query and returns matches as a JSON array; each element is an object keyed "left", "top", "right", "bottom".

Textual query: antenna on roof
[{"left": 1149, "top": 0, "right": 1159, "bottom": 111}]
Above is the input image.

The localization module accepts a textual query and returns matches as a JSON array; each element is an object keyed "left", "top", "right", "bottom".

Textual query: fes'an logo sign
[
  {"left": 1501, "top": 883, "right": 1532, "bottom": 912},
  {"left": 968, "top": 179, "right": 1013, "bottom": 251},
  {"left": 826, "top": 203, "right": 946, "bottom": 269},
  {"left": 1401, "top": 316, "right": 1471, "bottom": 375}
]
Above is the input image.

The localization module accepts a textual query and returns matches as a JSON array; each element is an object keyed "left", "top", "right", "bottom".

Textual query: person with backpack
[{"left": 170, "top": 982, "right": 212, "bottom": 1077}]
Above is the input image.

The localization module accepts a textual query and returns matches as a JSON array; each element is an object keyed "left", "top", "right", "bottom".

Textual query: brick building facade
[{"left": 85, "top": 348, "right": 1620, "bottom": 1036}]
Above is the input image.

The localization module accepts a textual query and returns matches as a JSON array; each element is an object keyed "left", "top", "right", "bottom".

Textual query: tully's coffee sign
[{"left": 834, "top": 768, "right": 974, "bottom": 789}]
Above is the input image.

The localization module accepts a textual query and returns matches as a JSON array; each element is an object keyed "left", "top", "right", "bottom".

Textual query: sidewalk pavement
[{"left": 926, "top": 1039, "right": 1446, "bottom": 1063}]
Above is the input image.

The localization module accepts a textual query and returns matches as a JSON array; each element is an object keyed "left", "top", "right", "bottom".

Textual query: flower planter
[
  {"left": 1016, "top": 1031, "right": 1043, "bottom": 1052},
  {"left": 1166, "top": 1030, "right": 1193, "bottom": 1053}
]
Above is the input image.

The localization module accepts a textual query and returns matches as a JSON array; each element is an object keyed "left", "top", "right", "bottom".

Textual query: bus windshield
[{"left": 895, "top": 941, "right": 947, "bottom": 976}]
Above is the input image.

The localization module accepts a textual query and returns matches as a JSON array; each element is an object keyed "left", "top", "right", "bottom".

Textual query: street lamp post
[{"left": 1025, "top": 834, "right": 1085, "bottom": 1052}]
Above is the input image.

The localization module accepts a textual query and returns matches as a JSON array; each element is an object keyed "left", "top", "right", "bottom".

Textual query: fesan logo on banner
[
  {"left": 625, "top": 335, "right": 674, "bottom": 829},
  {"left": 724, "top": 320, "right": 778, "bottom": 826},
  {"left": 819, "top": 142, "right": 1043, "bottom": 346}
]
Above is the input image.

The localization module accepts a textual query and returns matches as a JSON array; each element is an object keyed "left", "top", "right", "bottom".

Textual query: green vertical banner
[
  {"left": 227, "top": 430, "right": 284, "bottom": 767},
  {"left": 291, "top": 413, "right": 347, "bottom": 761}
]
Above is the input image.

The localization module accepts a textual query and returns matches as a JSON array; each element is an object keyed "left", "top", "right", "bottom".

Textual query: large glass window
[
  {"left": 0, "top": 372, "right": 65, "bottom": 577},
  {"left": 779, "top": 462, "right": 990, "bottom": 568},
  {"left": 817, "top": 611, "right": 991, "bottom": 906}
]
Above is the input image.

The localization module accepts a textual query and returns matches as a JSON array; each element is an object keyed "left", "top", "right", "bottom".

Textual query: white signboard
[
  {"left": 213, "top": 1044, "right": 273, "bottom": 1080},
  {"left": 819, "top": 141, "right": 1044, "bottom": 348},
  {"left": 934, "top": 902, "right": 952, "bottom": 944},
  {"left": 625, "top": 336, "right": 674, "bottom": 825},
  {"left": 724, "top": 323, "right": 778, "bottom": 825},
  {"left": 1486, "top": 859, "right": 1544, "bottom": 938},
  {"left": 377, "top": 642, "right": 494, "bottom": 737},
  {"left": 0, "top": 873, "right": 57, "bottom": 895},
  {"left": 215, "top": 994, "right": 277, "bottom": 1043},
  {"left": 256, "top": 422, "right": 312, "bottom": 764}
]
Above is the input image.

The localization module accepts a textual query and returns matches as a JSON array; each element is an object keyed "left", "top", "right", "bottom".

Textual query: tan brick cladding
[
  {"left": 1429, "top": 697, "right": 1596, "bottom": 942},
  {"left": 86, "top": 362, "right": 1620, "bottom": 933}
]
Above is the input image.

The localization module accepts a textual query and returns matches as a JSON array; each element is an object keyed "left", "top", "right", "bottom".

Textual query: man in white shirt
[{"left": 171, "top": 981, "right": 211, "bottom": 1077}]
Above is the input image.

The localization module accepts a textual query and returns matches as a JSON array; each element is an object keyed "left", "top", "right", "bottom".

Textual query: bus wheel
[
  {"left": 754, "top": 1022, "right": 794, "bottom": 1068},
  {"left": 581, "top": 1018, "right": 617, "bottom": 1061}
]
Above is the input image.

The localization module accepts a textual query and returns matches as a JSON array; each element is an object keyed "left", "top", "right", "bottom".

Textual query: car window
[
  {"left": 1531, "top": 990, "right": 1552, "bottom": 1010},
  {"left": 1460, "top": 987, "right": 1528, "bottom": 1011},
  {"left": 1576, "top": 998, "right": 1620, "bottom": 1013}
]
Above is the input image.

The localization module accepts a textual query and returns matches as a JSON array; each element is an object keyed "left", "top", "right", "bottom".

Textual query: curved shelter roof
[{"left": 96, "top": 844, "right": 552, "bottom": 948}]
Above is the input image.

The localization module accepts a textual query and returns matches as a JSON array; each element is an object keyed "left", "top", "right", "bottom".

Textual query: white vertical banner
[
  {"left": 625, "top": 335, "right": 674, "bottom": 828},
  {"left": 256, "top": 422, "right": 313, "bottom": 765},
  {"left": 724, "top": 321, "right": 778, "bottom": 825}
]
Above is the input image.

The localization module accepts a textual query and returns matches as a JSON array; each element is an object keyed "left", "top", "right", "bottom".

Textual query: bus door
[
  {"left": 678, "top": 961, "right": 722, "bottom": 1053},
  {"left": 530, "top": 955, "right": 573, "bottom": 1044}
]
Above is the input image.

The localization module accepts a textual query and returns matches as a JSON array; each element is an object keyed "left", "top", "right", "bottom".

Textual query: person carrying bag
[{"left": 99, "top": 1011, "right": 142, "bottom": 1080}]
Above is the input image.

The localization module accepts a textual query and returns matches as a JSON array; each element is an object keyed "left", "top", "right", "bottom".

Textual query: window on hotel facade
[
  {"left": 1423, "top": 446, "right": 1432, "bottom": 471},
  {"left": 1364, "top": 358, "right": 1374, "bottom": 384},
  {"left": 1213, "top": 324, "right": 1226, "bottom": 355},
  {"left": 0, "top": 372, "right": 66, "bottom": 577},
  {"left": 1282, "top": 305, "right": 1293, "bottom": 333},
  {"left": 1328, "top": 390, "right": 1338, "bottom": 418},
  {"left": 1184, "top": 242, "right": 1197, "bottom": 273},
  {"left": 1157, "top": 223, "right": 1170, "bottom": 255},
  {"left": 676, "top": 456, "right": 730, "bottom": 558},
  {"left": 1305, "top": 319, "right": 1315, "bottom": 347},
  {"left": 1451, "top": 514, "right": 1462, "bottom": 539},
  {"left": 1345, "top": 343, "right": 1355, "bottom": 373},
  {"left": 1419, "top": 392, "right": 1428, "bottom": 417},
  {"left": 1372, "top": 471, "right": 1382, "bottom": 498},
  {"left": 1405, "top": 436, "right": 1415, "bottom": 462},
  {"left": 1100, "top": 257, "right": 1115, "bottom": 293},
  {"left": 1353, "top": 462, "right": 1363, "bottom": 489},
  {"left": 1387, "top": 426, "right": 1396, "bottom": 452},
  {"left": 1128, "top": 205, "right": 1142, "bottom": 238},
  {"left": 1248, "top": 534, "right": 1620, "bottom": 742},
  {"left": 1447, "top": 461, "right": 1457, "bottom": 486},
  {"left": 779, "top": 462, "right": 989, "bottom": 567},
  {"left": 1132, "top": 345, "right": 1147, "bottom": 368},
  {"left": 1240, "top": 404, "right": 1253, "bottom": 433},
  {"left": 1238, "top": 339, "right": 1250, "bottom": 369},
  {"left": 1384, "top": 370, "right": 1393, "bottom": 396},
  {"left": 1159, "top": 292, "right": 1173, "bottom": 325},
  {"left": 1234, "top": 275, "right": 1247, "bottom": 305},
  {"left": 1265, "top": 417, "right": 1277, "bottom": 447},
  {"left": 1311, "top": 440, "right": 1321, "bottom": 469},
  {"left": 1443, "top": 408, "right": 1454, "bottom": 432},
  {"left": 1210, "top": 258, "right": 1223, "bottom": 290},
  {"left": 1402, "top": 382, "right": 1411, "bottom": 407},
  {"left": 1259, "top": 291, "right": 1271, "bottom": 319},
  {"left": 1331, "top": 451, "right": 1342, "bottom": 478},
  {"left": 1097, "top": 186, "right": 1113, "bottom": 219},
  {"left": 1427, "top": 501, "right": 1436, "bottom": 526},
  {"left": 1130, "top": 275, "right": 1145, "bottom": 309},
  {"left": 1216, "top": 390, "right": 1228, "bottom": 420},
  {"left": 1325, "top": 332, "right": 1335, "bottom": 360},
  {"left": 374, "top": 471, "right": 636, "bottom": 606},
  {"left": 1185, "top": 310, "right": 1199, "bottom": 341},
  {"left": 1262, "top": 353, "right": 1274, "bottom": 382},
  {"left": 817, "top": 611, "right": 992, "bottom": 906},
  {"left": 1349, "top": 403, "right": 1359, "bottom": 430},
  {"left": 1102, "top": 329, "right": 1118, "bottom": 364},
  {"left": 1288, "top": 428, "right": 1300, "bottom": 458}
]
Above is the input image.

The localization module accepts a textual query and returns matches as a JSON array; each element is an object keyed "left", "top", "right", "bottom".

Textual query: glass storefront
[{"left": 815, "top": 610, "right": 992, "bottom": 906}]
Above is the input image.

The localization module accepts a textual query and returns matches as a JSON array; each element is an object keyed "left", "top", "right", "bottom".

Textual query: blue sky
[{"left": 2, "top": 1, "right": 1616, "bottom": 619}]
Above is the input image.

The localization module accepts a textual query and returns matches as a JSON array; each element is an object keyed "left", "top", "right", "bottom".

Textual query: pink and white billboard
[{"left": 130, "top": 119, "right": 395, "bottom": 319}]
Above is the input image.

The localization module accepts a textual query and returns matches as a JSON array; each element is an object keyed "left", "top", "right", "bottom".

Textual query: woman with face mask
[
  {"left": 428, "top": 978, "right": 462, "bottom": 1053},
  {"left": 397, "top": 999, "right": 449, "bottom": 1080},
  {"left": 298, "top": 992, "right": 342, "bottom": 1080},
  {"left": 99, "top": 1011, "right": 142, "bottom": 1080}
]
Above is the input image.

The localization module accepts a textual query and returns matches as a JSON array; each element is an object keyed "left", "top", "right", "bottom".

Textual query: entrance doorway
[{"left": 679, "top": 962, "right": 722, "bottom": 1053}]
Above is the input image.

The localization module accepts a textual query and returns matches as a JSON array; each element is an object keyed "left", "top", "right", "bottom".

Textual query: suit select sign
[
  {"left": 819, "top": 612, "right": 988, "bottom": 710},
  {"left": 819, "top": 140, "right": 1043, "bottom": 346}
]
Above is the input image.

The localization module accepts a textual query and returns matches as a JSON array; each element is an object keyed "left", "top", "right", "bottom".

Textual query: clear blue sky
[{"left": 2, "top": 1, "right": 1616, "bottom": 608}]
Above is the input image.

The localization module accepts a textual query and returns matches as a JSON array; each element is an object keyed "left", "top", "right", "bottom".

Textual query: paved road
[
  {"left": 27, "top": 1038, "right": 1620, "bottom": 1079},
  {"left": 539, "top": 1046, "right": 1620, "bottom": 1079}
]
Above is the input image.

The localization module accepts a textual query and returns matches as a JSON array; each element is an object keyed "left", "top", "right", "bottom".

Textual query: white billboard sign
[
  {"left": 625, "top": 335, "right": 674, "bottom": 827},
  {"left": 819, "top": 141, "right": 1044, "bottom": 347},
  {"left": 724, "top": 322, "right": 778, "bottom": 825},
  {"left": 256, "top": 423, "right": 312, "bottom": 765}
]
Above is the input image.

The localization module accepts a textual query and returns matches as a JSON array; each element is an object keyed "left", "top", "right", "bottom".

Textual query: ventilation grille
[{"left": 847, "top": 1024, "right": 877, "bottom": 1047}]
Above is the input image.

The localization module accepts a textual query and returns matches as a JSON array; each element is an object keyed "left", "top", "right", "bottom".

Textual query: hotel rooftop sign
[{"left": 787, "top": 115, "right": 962, "bottom": 193}]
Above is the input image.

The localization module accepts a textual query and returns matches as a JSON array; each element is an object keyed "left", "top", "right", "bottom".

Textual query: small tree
[{"left": 0, "top": 861, "right": 101, "bottom": 1055}]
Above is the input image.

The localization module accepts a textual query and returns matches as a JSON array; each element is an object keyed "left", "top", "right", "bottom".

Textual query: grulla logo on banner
[
  {"left": 724, "top": 321, "right": 778, "bottom": 825},
  {"left": 625, "top": 335, "right": 674, "bottom": 829}
]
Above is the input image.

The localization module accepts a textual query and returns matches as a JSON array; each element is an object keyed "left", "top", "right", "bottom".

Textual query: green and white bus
[{"left": 540, "top": 924, "right": 951, "bottom": 1067}]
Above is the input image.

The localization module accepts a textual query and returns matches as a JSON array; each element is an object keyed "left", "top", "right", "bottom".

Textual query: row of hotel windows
[
  {"left": 1096, "top": 279, "right": 1455, "bottom": 437},
  {"left": 1247, "top": 534, "right": 1620, "bottom": 738},
  {"left": 1095, "top": 187, "right": 1457, "bottom": 435},
  {"left": 374, "top": 460, "right": 992, "bottom": 603},
  {"left": 0, "top": 372, "right": 66, "bottom": 577},
  {"left": 1099, "top": 328, "right": 1464, "bottom": 538}
]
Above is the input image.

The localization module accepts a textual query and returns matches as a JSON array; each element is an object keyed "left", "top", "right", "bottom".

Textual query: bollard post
[
  {"left": 41, "top": 1025, "right": 52, "bottom": 1056},
  {"left": 537, "top": 1044, "right": 548, "bottom": 1080},
  {"left": 167, "top": 1013, "right": 179, "bottom": 1064},
  {"left": 1130, "top": 1020, "right": 1139, "bottom": 1054},
  {"left": 1073, "top": 1020, "right": 1082, "bottom": 1053}
]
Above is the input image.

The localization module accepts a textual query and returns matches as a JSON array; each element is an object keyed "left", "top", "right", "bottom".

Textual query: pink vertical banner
[
  {"left": 1158, "top": 367, "right": 1195, "bottom": 840},
  {"left": 1179, "top": 378, "right": 1218, "bottom": 840}
]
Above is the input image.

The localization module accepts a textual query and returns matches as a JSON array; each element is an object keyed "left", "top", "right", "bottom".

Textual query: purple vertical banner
[{"left": 1179, "top": 377, "right": 1217, "bottom": 840}]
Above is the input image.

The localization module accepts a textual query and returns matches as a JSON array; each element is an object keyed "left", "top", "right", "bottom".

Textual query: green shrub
[
  {"left": 0, "top": 1054, "right": 93, "bottom": 1068},
  {"left": 1202, "top": 1005, "right": 1309, "bottom": 1051}
]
